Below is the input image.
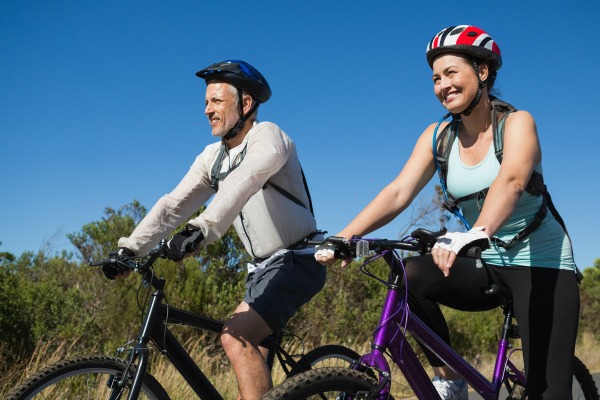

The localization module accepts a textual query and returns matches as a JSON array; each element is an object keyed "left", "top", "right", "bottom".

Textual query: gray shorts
[{"left": 244, "top": 250, "right": 326, "bottom": 331}]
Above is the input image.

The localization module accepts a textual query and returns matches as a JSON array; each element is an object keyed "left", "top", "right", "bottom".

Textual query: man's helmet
[
  {"left": 426, "top": 25, "right": 502, "bottom": 70},
  {"left": 196, "top": 60, "right": 271, "bottom": 103}
]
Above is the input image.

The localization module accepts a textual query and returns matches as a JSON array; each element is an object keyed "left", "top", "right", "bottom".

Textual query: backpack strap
[
  {"left": 489, "top": 98, "right": 569, "bottom": 237},
  {"left": 210, "top": 142, "right": 248, "bottom": 192},
  {"left": 263, "top": 168, "right": 314, "bottom": 216},
  {"left": 210, "top": 142, "right": 314, "bottom": 215},
  {"left": 433, "top": 113, "right": 472, "bottom": 228},
  {"left": 434, "top": 117, "right": 459, "bottom": 195},
  {"left": 490, "top": 96, "right": 517, "bottom": 164}
]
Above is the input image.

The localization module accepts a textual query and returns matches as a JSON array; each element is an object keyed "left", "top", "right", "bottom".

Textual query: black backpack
[{"left": 433, "top": 97, "right": 567, "bottom": 250}]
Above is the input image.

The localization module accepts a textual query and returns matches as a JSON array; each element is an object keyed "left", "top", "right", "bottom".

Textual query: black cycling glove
[
  {"left": 102, "top": 247, "right": 135, "bottom": 280},
  {"left": 166, "top": 228, "right": 204, "bottom": 261}
]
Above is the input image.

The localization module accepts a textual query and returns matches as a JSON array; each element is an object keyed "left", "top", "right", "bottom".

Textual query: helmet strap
[
  {"left": 460, "top": 60, "right": 486, "bottom": 117},
  {"left": 223, "top": 90, "right": 258, "bottom": 141}
]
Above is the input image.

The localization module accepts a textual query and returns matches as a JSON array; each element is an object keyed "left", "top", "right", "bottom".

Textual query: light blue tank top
[{"left": 446, "top": 132, "right": 576, "bottom": 270}]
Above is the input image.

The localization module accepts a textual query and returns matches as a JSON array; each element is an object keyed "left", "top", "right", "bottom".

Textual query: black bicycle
[{"left": 7, "top": 240, "right": 358, "bottom": 400}]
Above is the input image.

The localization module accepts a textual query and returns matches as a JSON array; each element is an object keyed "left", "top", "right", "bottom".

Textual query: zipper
[{"left": 239, "top": 211, "right": 255, "bottom": 258}]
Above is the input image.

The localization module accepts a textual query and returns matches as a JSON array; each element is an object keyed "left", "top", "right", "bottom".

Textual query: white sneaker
[{"left": 432, "top": 376, "right": 468, "bottom": 400}]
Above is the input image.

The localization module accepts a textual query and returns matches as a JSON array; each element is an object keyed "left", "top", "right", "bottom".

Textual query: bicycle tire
[
  {"left": 292, "top": 344, "right": 360, "bottom": 375},
  {"left": 263, "top": 367, "right": 378, "bottom": 399},
  {"left": 6, "top": 355, "right": 170, "bottom": 400},
  {"left": 572, "top": 356, "right": 600, "bottom": 400}
]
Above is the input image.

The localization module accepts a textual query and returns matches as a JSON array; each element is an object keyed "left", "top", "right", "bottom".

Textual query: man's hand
[
  {"left": 102, "top": 247, "right": 134, "bottom": 280},
  {"left": 166, "top": 228, "right": 204, "bottom": 261},
  {"left": 431, "top": 227, "right": 490, "bottom": 276}
]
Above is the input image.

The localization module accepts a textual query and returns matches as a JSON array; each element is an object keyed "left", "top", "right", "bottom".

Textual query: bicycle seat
[{"left": 484, "top": 284, "right": 513, "bottom": 302}]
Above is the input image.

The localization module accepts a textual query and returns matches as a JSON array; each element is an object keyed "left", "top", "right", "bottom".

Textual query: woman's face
[{"left": 431, "top": 54, "right": 486, "bottom": 114}]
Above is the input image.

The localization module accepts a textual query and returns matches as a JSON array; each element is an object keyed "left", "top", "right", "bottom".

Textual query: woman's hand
[
  {"left": 314, "top": 242, "right": 353, "bottom": 267},
  {"left": 431, "top": 227, "right": 489, "bottom": 276}
]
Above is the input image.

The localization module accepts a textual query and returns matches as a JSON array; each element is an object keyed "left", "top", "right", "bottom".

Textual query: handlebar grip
[
  {"left": 464, "top": 246, "right": 484, "bottom": 268},
  {"left": 306, "top": 236, "right": 347, "bottom": 246},
  {"left": 466, "top": 247, "right": 481, "bottom": 259},
  {"left": 89, "top": 258, "right": 116, "bottom": 267},
  {"left": 411, "top": 227, "right": 447, "bottom": 242}
]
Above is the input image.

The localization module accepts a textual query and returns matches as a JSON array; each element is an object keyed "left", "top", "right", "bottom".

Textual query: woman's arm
[
  {"left": 471, "top": 110, "right": 541, "bottom": 237},
  {"left": 336, "top": 123, "right": 440, "bottom": 239}
]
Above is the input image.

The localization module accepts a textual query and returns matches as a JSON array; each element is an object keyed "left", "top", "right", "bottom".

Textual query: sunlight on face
[
  {"left": 431, "top": 54, "right": 479, "bottom": 113},
  {"left": 204, "top": 82, "right": 240, "bottom": 137}
]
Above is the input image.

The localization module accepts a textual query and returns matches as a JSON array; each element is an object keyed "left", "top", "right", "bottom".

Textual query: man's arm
[{"left": 118, "top": 150, "right": 214, "bottom": 256}]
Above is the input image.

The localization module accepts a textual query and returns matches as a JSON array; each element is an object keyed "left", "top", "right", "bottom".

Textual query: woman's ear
[{"left": 478, "top": 63, "right": 490, "bottom": 83}]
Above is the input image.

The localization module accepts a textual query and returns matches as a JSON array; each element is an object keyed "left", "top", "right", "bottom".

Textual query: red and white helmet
[{"left": 426, "top": 25, "right": 502, "bottom": 70}]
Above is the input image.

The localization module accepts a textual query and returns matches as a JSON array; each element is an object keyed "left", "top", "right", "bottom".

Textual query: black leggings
[{"left": 404, "top": 255, "right": 580, "bottom": 400}]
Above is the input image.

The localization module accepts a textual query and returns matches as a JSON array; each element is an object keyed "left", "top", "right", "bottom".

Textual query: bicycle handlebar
[
  {"left": 306, "top": 227, "right": 446, "bottom": 257},
  {"left": 307, "top": 227, "right": 482, "bottom": 261},
  {"left": 89, "top": 240, "right": 168, "bottom": 288}
]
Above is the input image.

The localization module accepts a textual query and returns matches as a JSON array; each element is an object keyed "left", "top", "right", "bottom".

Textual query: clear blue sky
[{"left": 1, "top": 0, "right": 599, "bottom": 269}]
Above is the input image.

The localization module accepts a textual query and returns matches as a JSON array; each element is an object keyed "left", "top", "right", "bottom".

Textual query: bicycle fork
[{"left": 106, "top": 287, "right": 164, "bottom": 400}]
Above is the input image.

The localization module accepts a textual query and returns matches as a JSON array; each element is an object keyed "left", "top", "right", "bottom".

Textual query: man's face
[{"left": 204, "top": 82, "right": 240, "bottom": 138}]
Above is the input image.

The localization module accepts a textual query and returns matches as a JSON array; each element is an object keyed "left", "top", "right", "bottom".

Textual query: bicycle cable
[{"left": 359, "top": 245, "right": 414, "bottom": 368}]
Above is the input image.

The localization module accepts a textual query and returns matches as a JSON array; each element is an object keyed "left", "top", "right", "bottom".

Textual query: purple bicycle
[{"left": 263, "top": 228, "right": 599, "bottom": 400}]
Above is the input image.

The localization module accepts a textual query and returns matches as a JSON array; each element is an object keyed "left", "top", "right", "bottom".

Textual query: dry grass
[
  {"left": 2, "top": 331, "right": 598, "bottom": 399},
  {"left": 576, "top": 331, "right": 600, "bottom": 373},
  {"left": 0, "top": 337, "right": 98, "bottom": 398}
]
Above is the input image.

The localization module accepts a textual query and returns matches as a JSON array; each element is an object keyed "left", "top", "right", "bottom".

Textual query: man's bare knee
[{"left": 221, "top": 330, "right": 246, "bottom": 356}]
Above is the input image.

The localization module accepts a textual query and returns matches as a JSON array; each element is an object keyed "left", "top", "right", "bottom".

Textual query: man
[{"left": 114, "top": 60, "right": 326, "bottom": 399}]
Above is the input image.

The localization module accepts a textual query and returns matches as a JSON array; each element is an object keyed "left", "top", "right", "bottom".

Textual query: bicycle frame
[
  {"left": 118, "top": 269, "right": 291, "bottom": 400},
  {"left": 356, "top": 251, "right": 525, "bottom": 400}
]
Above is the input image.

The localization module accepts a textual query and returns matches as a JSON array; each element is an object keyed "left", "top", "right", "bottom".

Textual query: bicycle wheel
[
  {"left": 6, "top": 355, "right": 170, "bottom": 400},
  {"left": 263, "top": 367, "right": 379, "bottom": 399},
  {"left": 293, "top": 344, "right": 360, "bottom": 374},
  {"left": 504, "top": 355, "right": 599, "bottom": 400},
  {"left": 572, "top": 356, "right": 599, "bottom": 400}
]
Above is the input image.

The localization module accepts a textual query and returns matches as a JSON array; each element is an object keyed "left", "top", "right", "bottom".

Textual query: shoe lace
[{"left": 432, "top": 378, "right": 465, "bottom": 400}]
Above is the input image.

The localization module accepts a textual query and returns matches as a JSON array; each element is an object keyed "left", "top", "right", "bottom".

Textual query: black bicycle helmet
[
  {"left": 196, "top": 60, "right": 271, "bottom": 140},
  {"left": 196, "top": 60, "right": 271, "bottom": 103}
]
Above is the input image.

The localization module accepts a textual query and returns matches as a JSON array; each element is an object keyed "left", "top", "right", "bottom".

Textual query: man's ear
[{"left": 242, "top": 94, "right": 254, "bottom": 114}]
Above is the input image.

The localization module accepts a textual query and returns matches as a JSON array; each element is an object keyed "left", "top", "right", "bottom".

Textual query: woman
[{"left": 317, "top": 25, "right": 579, "bottom": 400}]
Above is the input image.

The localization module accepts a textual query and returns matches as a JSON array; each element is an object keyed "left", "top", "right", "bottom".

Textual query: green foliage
[
  {"left": 1, "top": 198, "right": 599, "bottom": 388},
  {"left": 442, "top": 307, "right": 504, "bottom": 358},
  {"left": 579, "top": 259, "right": 600, "bottom": 335},
  {"left": 0, "top": 252, "right": 101, "bottom": 372},
  {"left": 67, "top": 200, "right": 146, "bottom": 261},
  {"left": 0, "top": 241, "right": 16, "bottom": 262},
  {"left": 289, "top": 257, "right": 390, "bottom": 346}
]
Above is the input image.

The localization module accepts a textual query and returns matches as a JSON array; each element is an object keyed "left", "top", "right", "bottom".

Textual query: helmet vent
[{"left": 450, "top": 27, "right": 465, "bottom": 35}]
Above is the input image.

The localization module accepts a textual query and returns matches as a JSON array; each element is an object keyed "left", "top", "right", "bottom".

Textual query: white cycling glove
[
  {"left": 432, "top": 226, "right": 490, "bottom": 256},
  {"left": 315, "top": 244, "right": 336, "bottom": 259}
]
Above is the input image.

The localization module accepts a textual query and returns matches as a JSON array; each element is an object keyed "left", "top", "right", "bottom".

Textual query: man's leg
[{"left": 221, "top": 301, "right": 273, "bottom": 400}]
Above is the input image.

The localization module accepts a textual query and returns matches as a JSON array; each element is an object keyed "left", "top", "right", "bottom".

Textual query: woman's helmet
[
  {"left": 426, "top": 25, "right": 502, "bottom": 70},
  {"left": 426, "top": 25, "right": 501, "bottom": 117},
  {"left": 196, "top": 60, "right": 271, "bottom": 103}
]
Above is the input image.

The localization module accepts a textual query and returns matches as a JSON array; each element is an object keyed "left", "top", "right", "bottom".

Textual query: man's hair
[{"left": 225, "top": 84, "right": 258, "bottom": 120}]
